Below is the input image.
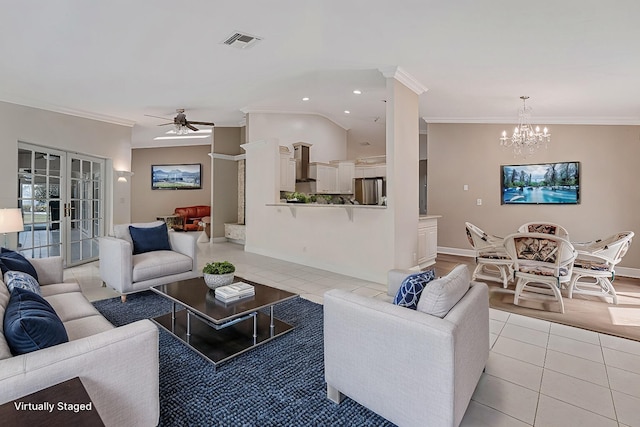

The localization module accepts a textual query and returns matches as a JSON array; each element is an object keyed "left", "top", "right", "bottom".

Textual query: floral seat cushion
[
  {"left": 573, "top": 259, "right": 610, "bottom": 271},
  {"left": 518, "top": 264, "right": 570, "bottom": 276}
]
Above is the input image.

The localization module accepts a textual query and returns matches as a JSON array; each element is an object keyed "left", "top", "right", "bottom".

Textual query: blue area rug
[{"left": 93, "top": 291, "right": 394, "bottom": 426}]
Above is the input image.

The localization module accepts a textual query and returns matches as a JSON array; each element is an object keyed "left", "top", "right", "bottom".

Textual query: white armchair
[
  {"left": 99, "top": 221, "right": 198, "bottom": 302},
  {"left": 324, "top": 266, "right": 489, "bottom": 427}
]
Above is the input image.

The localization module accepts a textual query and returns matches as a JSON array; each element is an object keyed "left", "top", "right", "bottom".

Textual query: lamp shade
[{"left": 0, "top": 208, "right": 24, "bottom": 234}]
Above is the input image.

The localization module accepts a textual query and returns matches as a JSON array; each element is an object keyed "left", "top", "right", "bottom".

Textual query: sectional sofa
[{"left": 0, "top": 256, "right": 159, "bottom": 426}]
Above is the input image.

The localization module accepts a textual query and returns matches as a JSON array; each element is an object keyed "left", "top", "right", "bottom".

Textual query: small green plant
[
  {"left": 287, "top": 191, "right": 308, "bottom": 203},
  {"left": 203, "top": 261, "right": 235, "bottom": 275}
]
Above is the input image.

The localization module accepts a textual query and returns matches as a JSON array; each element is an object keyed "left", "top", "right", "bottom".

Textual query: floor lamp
[{"left": 0, "top": 208, "right": 24, "bottom": 249}]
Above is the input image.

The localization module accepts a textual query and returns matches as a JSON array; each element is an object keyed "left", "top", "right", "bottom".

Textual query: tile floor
[{"left": 66, "top": 240, "right": 640, "bottom": 427}]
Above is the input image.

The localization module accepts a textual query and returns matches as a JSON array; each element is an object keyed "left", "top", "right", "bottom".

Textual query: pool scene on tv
[{"left": 501, "top": 162, "right": 580, "bottom": 204}]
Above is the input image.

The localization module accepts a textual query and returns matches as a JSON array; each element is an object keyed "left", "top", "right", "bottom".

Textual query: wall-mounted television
[
  {"left": 151, "top": 163, "right": 202, "bottom": 190},
  {"left": 501, "top": 161, "right": 580, "bottom": 205}
]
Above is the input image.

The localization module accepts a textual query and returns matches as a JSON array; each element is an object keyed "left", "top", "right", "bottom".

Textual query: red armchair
[{"left": 174, "top": 205, "right": 210, "bottom": 231}]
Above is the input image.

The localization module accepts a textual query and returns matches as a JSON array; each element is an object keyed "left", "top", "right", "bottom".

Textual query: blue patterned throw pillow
[
  {"left": 393, "top": 269, "right": 436, "bottom": 310},
  {"left": 4, "top": 271, "right": 41, "bottom": 295}
]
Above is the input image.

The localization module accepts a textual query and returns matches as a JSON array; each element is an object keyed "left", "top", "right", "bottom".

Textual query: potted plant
[{"left": 203, "top": 261, "right": 236, "bottom": 289}]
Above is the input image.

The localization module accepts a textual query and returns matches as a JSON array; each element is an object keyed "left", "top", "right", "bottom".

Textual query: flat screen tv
[
  {"left": 501, "top": 161, "right": 580, "bottom": 205},
  {"left": 151, "top": 163, "right": 202, "bottom": 190}
]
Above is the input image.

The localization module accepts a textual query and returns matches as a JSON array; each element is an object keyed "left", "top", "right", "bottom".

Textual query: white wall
[
  {"left": 243, "top": 80, "right": 420, "bottom": 283},
  {"left": 0, "top": 101, "right": 132, "bottom": 227},
  {"left": 243, "top": 139, "right": 394, "bottom": 283},
  {"left": 247, "top": 113, "right": 347, "bottom": 162},
  {"left": 386, "top": 78, "right": 420, "bottom": 269}
]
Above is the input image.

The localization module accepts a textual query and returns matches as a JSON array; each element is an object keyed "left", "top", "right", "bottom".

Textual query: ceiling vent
[{"left": 222, "top": 32, "right": 262, "bottom": 49}]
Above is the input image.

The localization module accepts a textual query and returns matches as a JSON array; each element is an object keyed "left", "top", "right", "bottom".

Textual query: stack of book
[{"left": 214, "top": 282, "right": 255, "bottom": 303}]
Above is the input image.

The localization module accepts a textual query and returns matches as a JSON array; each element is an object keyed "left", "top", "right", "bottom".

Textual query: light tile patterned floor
[{"left": 66, "top": 240, "right": 640, "bottom": 426}]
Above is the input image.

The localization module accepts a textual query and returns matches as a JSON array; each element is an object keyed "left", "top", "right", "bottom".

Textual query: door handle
[{"left": 63, "top": 203, "right": 76, "bottom": 217}]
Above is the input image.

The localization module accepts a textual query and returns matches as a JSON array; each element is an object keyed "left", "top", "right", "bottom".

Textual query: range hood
[{"left": 293, "top": 142, "right": 313, "bottom": 182}]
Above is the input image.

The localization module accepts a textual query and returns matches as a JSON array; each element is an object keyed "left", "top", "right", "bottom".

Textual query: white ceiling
[{"left": 1, "top": 1, "right": 639, "bottom": 148}]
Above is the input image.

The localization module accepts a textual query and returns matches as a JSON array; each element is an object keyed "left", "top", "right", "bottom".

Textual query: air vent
[{"left": 222, "top": 32, "right": 262, "bottom": 49}]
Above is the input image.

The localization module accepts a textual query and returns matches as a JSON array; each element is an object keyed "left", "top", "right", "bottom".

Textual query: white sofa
[
  {"left": 99, "top": 221, "right": 198, "bottom": 302},
  {"left": 324, "top": 266, "right": 489, "bottom": 427},
  {"left": 0, "top": 256, "right": 159, "bottom": 427}
]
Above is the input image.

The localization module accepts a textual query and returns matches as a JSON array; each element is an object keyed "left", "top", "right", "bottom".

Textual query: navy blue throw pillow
[
  {"left": 129, "top": 223, "right": 171, "bottom": 255},
  {"left": 393, "top": 269, "right": 436, "bottom": 310},
  {"left": 4, "top": 287, "right": 69, "bottom": 355},
  {"left": 0, "top": 248, "right": 38, "bottom": 281}
]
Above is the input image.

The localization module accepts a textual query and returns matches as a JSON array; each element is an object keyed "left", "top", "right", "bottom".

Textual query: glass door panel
[
  {"left": 66, "top": 154, "right": 104, "bottom": 266},
  {"left": 17, "top": 143, "right": 105, "bottom": 266},
  {"left": 17, "top": 146, "right": 65, "bottom": 258}
]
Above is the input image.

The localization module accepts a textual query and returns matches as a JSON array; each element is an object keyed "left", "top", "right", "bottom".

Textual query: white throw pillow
[{"left": 416, "top": 264, "right": 470, "bottom": 318}]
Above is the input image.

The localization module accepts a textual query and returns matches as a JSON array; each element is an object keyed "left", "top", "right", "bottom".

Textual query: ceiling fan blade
[
  {"left": 185, "top": 123, "right": 200, "bottom": 132},
  {"left": 157, "top": 123, "right": 174, "bottom": 126},
  {"left": 188, "top": 121, "right": 216, "bottom": 126}
]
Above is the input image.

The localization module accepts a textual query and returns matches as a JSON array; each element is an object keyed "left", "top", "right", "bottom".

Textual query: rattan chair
[
  {"left": 518, "top": 222, "right": 570, "bottom": 239},
  {"left": 568, "top": 231, "right": 634, "bottom": 305},
  {"left": 504, "top": 232, "right": 577, "bottom": 313},
  {"left": 465, "top": 222, "right": 512, "bottom": 288}
]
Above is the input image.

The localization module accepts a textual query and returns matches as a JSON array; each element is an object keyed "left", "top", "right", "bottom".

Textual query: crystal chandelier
[{"left": 500, "top": 96, "right": 550, "bottom": 157}]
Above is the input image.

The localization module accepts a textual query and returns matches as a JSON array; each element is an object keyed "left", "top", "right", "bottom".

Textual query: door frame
[{"left": 17, "top": 142, "right": 106, "bottom": 267}]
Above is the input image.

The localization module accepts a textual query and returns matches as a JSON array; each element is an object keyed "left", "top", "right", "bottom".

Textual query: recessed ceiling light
[
  {"left": 302, "top": 97, "right": 310, "bottom": 101},
  {"left": 344, "top": 110, "right": 350, "bottom": 114},
  {"left": 353, "top": 90, "right": 362, "bottom": 95}
]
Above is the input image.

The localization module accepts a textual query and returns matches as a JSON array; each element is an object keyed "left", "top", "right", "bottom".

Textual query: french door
[{"left": 18, "top": 143, "right": 105, "bottom": 267}]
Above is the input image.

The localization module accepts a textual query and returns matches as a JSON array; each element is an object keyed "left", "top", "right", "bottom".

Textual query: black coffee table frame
[{"left": 151, "top": 276, "right": 298, "bottom": 366}]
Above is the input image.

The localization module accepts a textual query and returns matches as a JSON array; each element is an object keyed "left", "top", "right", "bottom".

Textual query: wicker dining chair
[
  {"left": 503, "top": 232, "right": 577, "bottom": 314},
  {"left": 568, "top": 231, "right": 634, "bottom": 305},
  {"left": 465, "top": 222, "right": 512, "bottom": 288}
]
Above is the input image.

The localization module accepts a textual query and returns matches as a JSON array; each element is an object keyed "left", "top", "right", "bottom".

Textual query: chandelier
[
  {"left": 174, "top": 124, "right": 190, "bottom": 135},
  {"left": 500, "top": 96, "right": 550, "bottom": 157}
]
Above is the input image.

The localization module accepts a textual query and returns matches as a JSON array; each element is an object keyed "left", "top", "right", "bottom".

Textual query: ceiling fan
[{"left": 146, "top": 109, "right": 215, "bottom": 134}]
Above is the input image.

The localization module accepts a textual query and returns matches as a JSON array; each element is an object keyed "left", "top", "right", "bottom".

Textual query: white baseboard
[
  {"left": 437, "top": 246, "right": 640, "bottom": 279},
  {"left": 437, "top": 246, "right": 475, "bottom": 258},
  {"left": 615, "top": 266, "right": 640, "bottom": 279}
]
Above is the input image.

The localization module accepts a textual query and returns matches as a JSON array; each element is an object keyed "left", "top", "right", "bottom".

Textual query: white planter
[{"left": 204, "top": 272, "right": 234, "bottom": 290}]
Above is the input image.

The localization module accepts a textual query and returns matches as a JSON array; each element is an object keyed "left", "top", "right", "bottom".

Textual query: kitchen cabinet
[
  {"left": 418, "top": 216, "right": 439, "bottom": 268},
  {"left": 336, "top": 161, "right": 355, "bottom": 193},
  {"left": 279, "top": 151, "right": 296, "bottom": 192},
  {"left": 309, "top": 163, "right": 338, "bottom": 194},
  {"left": 355, "top": 164, "right": 386, "bottom": 178}
]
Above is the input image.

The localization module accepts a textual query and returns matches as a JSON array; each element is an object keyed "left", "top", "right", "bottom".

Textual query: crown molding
[
  {"left": 240, "top": 107, "right": 351, "bottom": 130},
  {"left": 208, "top": 153, "right": 246, "bottom": 161},
  {"left": 378, "top": 66, "right": 428, "bottom": 95},
  {"left": 422, "top": 116, "right": 640, "bottom": 125},
  {"left": 0, "top": 96, "right": 136, "bottom": 127}
]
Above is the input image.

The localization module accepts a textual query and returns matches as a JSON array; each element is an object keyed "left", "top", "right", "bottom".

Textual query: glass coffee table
[{"left": 151, "top": 276, "right": 298, "bottom": 366}]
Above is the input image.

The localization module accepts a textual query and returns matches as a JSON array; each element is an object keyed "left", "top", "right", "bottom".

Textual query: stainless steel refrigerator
[{"left": 354, "top": 178, "right": 385, "bottom": 205}]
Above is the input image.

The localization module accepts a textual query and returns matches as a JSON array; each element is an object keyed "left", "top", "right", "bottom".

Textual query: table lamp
[{"left": 0, "top": 208, "right": 24, "bottom": 249}]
